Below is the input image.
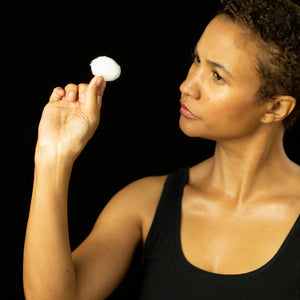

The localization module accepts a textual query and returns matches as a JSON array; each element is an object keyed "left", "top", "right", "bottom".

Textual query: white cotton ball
[{"left": 90, "top": 56, "right": 121, "bottom": 81}]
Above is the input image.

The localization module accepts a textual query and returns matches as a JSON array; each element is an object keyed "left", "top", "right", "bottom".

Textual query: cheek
[
  {"left": 204, "top": 87, "right": 259, "bottom": 122},
  {"left": 180, "top": 92, "right": 262, "bottom": 139},
  {"left": 212, "top": 100, "right": 249, "bottom": 119},
  {"left": 210, "top": 99, "right": 263, "bottom": 139}
]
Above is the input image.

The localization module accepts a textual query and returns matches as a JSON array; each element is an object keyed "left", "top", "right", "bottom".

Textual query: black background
[{"left": 7, "top": 1, "right": 300, "bottom": 299}]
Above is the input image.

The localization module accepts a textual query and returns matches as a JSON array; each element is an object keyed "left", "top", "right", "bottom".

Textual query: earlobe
[{"left": 261, "top": 95, "right": 296, "bottom": 124}]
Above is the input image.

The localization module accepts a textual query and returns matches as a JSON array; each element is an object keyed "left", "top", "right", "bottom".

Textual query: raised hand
[{"left": 36, "top": 76, "right": 106, "bottom": 162}]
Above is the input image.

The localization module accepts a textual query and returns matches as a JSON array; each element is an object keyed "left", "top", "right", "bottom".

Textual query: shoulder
[
  {"left": 100, "top": 174, "right": 168, "bottom": 231},
  {"left": 120, "top": 175, "right": 168, "bottom": 196},
  {"left": 127, "top": 175, "right": 168, "bottom": 225},
  {"left": 110, "top": 175, "right": 168, "bottom": 208}
]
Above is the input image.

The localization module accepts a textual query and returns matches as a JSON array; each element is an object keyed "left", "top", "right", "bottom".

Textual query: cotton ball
[{"left": 90, "top": 56, "right": 121, "bottom": 81}]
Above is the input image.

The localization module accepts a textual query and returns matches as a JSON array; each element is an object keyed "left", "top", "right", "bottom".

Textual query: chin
[
  {"left": 179, "top": 116, "right": 208, "bottom": 138},
  {"left": 179, "top": 116, "right": 223, "bottom": 141}
]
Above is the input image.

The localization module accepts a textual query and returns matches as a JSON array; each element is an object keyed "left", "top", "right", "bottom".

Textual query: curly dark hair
[{"left": 218, "top": 0, "right": 300, "bottom": 129}]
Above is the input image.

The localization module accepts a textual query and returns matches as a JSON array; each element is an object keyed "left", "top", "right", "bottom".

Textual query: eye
[
  {"left": 212, "top": 71, "right": 225, "bottom": 83},
  {"left": 191, "top": 52, "right": 200, "bottom": 64}
]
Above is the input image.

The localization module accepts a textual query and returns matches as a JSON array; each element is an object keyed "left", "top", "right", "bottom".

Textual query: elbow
[{"left": 23, "top": 276, "right": 77, "bottom": 300}]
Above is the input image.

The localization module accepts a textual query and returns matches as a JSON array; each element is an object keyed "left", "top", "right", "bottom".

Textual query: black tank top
[{"left": 140, "top": 167, "right": 300, "bottom": 299}]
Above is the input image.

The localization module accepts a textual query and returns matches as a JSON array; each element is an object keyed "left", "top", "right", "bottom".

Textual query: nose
[{"left": 179, "top": 65, "right": 201, "bottom": 100}]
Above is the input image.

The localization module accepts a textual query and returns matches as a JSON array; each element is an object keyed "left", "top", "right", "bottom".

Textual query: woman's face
[{"left": 179, "top": 16, "right": 266, "bottom": 141}]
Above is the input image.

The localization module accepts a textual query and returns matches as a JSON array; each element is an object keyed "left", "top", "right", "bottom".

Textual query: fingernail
[
  {"left": 79, "top": 93, "right": 84, "bottom": 103},
  {"left": 96, "top": 76, "right": 103, "bottom": 88},
  {"left": 68, "top": 91, "right": 76, "bottom": 101}
]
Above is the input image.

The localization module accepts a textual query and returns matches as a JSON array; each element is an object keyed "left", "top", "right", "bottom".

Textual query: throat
[{"left": 207, "top": 133, "right": 290, "bottom": 203}]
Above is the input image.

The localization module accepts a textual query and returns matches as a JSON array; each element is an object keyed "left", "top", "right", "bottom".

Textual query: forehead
[{"left": 197, "top": 16, "right": 260, "bottom": 81}]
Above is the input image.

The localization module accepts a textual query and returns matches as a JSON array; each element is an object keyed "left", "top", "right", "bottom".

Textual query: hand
[{"left": 36, "top": 76, "right": 106, "bottom": 162}]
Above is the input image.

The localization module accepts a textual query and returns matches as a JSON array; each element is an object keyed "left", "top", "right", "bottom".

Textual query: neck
[{"left": 208, "top": 126, "right": 292, "bottom": 203}]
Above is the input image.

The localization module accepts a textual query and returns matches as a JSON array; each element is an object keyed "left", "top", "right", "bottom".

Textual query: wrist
[
  {"left": 33, "top": 147, "right": 74, "bottom": 195},
  {"left": 34, "top": 145, "right": 75, "bottom": 170}
]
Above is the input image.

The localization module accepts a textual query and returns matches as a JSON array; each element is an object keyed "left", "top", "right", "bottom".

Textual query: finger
[
  {"left": 84, "top": 76, "right": 105, "bottom": 113},
  {"left": 49, "top": 87, "right": 65, "bottom": 102},
  {"left": 64, "top": 83, "right": 78, "bottom": 102},
  {"left": 78, "top": 83, "right": 88, "bottom": 103},
  {"left": 97, "top": 80, "right": 106, "bottom": 105}
]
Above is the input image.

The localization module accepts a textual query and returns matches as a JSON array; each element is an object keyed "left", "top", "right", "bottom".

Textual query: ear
[{"left": 261, "top": 95, "right": 296, "bottom": 124}]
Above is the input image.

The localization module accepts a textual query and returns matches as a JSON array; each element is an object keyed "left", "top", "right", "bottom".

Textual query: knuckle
[
  {"left": 78, "top": 83, "right": 88, "bottom": 88},
  {"left": 64, "top": 83, "right": 77, "bottom": 91},
  {"left": 78, "top": 83, "right": 88, "bottom": 91}
]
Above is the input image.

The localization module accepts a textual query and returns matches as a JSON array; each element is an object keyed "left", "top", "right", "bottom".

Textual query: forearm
[{"left": 23, "top": 153, "right": 76, "bottom": 299}]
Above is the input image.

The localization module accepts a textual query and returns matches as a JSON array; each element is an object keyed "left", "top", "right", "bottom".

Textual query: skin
[
  {"left": 179, "top": 16, "right": 300, "bottom": 273},
  {"left": 23, "top": 16, "right": 300, "bottom": 300}
]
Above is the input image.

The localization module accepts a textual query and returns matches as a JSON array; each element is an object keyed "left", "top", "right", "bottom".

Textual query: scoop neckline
[{"left": 174, "top": 166, "right": 300, "bottom": 283}]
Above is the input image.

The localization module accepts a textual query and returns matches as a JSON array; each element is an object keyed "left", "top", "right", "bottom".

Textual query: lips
[{"left": 180, "top": 100, "right": 199, "bottom": 119}]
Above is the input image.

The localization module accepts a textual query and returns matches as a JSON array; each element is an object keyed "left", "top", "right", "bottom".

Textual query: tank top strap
[{"left": 143, "top": 166, "right": 189, "bottom": 262}]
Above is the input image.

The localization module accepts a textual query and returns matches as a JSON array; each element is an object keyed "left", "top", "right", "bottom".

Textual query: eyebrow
[
  {"left": 206, "top": 59, "right": 234, "bottom": 79},
  {"left": 194, "top": 46, "right": 234, "bottom": 79}
]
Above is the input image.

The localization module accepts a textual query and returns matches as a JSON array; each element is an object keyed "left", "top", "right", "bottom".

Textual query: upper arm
[{"left": 71, "top": 175, "right": 166, "bottom": 300}]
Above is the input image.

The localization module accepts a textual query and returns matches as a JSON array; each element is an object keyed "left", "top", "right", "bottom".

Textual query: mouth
[{"left": 180, "top": 100, "right": 200, "bottom": 119}]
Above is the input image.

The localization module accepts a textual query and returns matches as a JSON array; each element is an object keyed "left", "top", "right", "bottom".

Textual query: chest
[{"left": 180, "top": 191, "right": 300, "bottom": 275}]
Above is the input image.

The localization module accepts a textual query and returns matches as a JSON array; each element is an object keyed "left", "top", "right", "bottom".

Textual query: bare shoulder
[
  {"left": 108, "top": 175, "right": 168, "bottom": 210},
  {"left": 117, "top": 175, "right": 168, "bottom": 198},
  {"left": 98, "top": 174, "right": 168, "bottom": 238},
  {"left": 115, "top": 175, "right": 168, "bottom": 243}
]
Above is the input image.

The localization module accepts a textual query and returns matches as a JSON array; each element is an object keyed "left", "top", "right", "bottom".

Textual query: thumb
[{"left": 84, "top": 76, "right": 106, "bottom": 114}]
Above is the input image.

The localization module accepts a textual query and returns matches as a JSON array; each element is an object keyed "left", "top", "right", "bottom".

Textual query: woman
[{"left": 23, "top": 0, "right": 300, "bottom": 299}]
